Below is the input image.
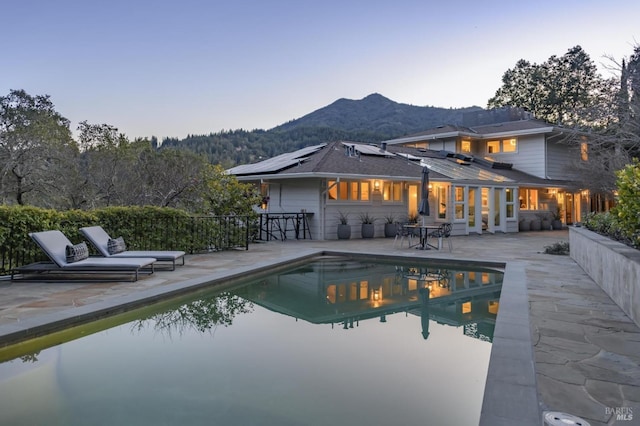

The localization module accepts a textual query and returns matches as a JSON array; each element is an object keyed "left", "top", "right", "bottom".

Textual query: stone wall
[{"left": 569, "top": 226, "right": 640, "bottom": 328}]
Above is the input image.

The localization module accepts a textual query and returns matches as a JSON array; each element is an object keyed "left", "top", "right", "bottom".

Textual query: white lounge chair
[
  {"left": 12, "top": 230, "right": 157, "bottom": 282},
  {"left": 80, "top": 226, "right": 186, "bottom": 271}
]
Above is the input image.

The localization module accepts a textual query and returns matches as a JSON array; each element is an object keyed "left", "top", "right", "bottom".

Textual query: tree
[
  {"left": 488, "top": 46, "right": 613, "bottom": 127},
  {"left": 0, "top": 90, "right": 75, "bottom": 205}
]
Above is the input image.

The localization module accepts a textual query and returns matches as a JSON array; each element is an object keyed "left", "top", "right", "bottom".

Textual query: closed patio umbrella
[{"left": 418, "top": 166, "right": 430, "bottom": 220}]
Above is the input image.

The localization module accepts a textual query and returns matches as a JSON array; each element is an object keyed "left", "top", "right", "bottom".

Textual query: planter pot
[
  {"left": 384, "top": 223, "right": 397, "bottom": 238},
  {"left": 552, "top": 219, "right": 563, "bottom": 230},
  {"left": 361, "top": 223, "right": 375, "bottom": 239},
  {"left": 518, "top": 220, "right": 531, "bottom": 232},
  {"left": 337, "top": 224, "right": 351, "bottom": 240},
  {"left": 530, "top": 219, "right": 541, "bottom": 231},
  {"left": 541, "top": 219, "right": 551, "bottom": 231}
]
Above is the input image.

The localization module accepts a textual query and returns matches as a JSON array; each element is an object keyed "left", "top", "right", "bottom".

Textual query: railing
[{"left": 0, "top": 215, "right": 251, "bottom": 277}]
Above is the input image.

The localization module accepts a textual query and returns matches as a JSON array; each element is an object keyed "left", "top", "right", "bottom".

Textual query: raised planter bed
[{"left": 570, "top": 226, "right": 640, "bottom": 327}]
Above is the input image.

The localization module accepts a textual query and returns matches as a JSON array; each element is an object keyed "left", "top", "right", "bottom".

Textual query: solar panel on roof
[
  {"left": 420, "top": 158, "right": 513, "bottom": 182},
  {"left": 342, "top": 142, "right": 394, "bottom": 157},
  {"left": 228, "top": 143, "right": 326, "bottom": 175}
]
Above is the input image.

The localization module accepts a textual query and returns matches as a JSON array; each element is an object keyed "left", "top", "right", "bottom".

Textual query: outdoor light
[
  {"left": 374, "top": 180, "right": 380, "bottom": 190},
  {"left": 373, "top": 289, "right": 380, "bottom": 301}
]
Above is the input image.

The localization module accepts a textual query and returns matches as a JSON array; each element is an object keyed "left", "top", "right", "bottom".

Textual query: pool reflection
[{"left": 140, "top": 258, "right": 502, "bottom": 343}]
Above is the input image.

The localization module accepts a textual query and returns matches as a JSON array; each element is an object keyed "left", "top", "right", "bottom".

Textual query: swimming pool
[{"left": 0, "top": 256, "right": 503, "bottom": 426}]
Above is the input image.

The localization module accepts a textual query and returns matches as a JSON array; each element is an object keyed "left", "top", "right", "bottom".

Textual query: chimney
[{"left": 380, "top": 142, "right": 387, "bottom": 152}]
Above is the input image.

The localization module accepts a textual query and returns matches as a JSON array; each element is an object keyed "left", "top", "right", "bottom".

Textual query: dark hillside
[
  {"left": 160, "top": 93, "right": 482, "bottom": 167},
  {"left": 274, "top": 93, "right": 481, "bottom": 136}
]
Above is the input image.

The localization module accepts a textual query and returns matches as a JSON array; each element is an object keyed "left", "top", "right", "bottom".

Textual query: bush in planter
[
  {"left": 611, "top": 159, "right": 640, "bottom": 248},
  {"left": 551, "top": 207, "right": 563, "bottom": 230},
  {"left": 383, "top": 213, "right": 397, "bottom": 237},
  {"left": 359, "top": 212, "right": 376, "bottom": 238},
  {"left": 529, "top": 218, "right": 541, "bottom": 231},
  {"left": 336, "top": 211, "right": 351, "bottom": 239}
]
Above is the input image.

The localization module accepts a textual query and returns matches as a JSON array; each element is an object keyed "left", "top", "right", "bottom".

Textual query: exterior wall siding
[
  {"left": 263, "top": 179, "right": 322, "bottom": 240},
  {"left": 546, "top": 140, "right": 579, "bottom": 180},
  {"left": 485, "top": 134, "right": 546, "bottom": 178}
]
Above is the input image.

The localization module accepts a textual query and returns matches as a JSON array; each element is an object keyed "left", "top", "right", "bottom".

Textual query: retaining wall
[{"left": 569, "top": 226, "right": 640, "bottom": 328}]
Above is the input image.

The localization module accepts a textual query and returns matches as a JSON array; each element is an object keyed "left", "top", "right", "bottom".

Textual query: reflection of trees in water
[
  {"left": 133, "top": 292, "right": 254, "bottom": 336},
  {"left": 20, "top": 352, "right": 40, "bottom": 363}
]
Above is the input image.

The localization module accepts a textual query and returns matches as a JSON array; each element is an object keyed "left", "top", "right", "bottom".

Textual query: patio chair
[
  {"left": 11, "top": 230, "right": 157, "bottom": 282},
  {"left": 393, "top": 222, "right": 415, "bottom": 248},
  {"left": 80, "top": 226, "right": 186, "bottom": 271},
  {"left": 427, "top": 223, "right": 453, "bottom": 251}
]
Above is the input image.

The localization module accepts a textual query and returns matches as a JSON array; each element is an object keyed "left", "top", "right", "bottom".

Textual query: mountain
[
  {"left": 272, "top": 93, "right": 482, "bottom": 136},
  {"left": 160, "top": 93, "right": 483, "bottom": 167}
]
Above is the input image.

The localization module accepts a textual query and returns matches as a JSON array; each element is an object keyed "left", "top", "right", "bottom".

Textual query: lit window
[
  {"left": 462, "top": 301, "right": 472, "bottom": 314},
  {"left": 327, "top": 179, "right": 378, "bottom": 202},
  {"left": 461, "top": 140, "right": 471, "bottom": 153},
  {"left": 454, "top": 186, "right": 464, "bottom": 220},
  {"left": 328, "top": 180, "right": 338, "bottom": 200},
  {"left": 503, "top": 138, "right": 517, "bottom": 152},
  {"left": 519, "top": 188, "right": 538, "bottom": 210},
  {"left": 505, "top": 188, "right": 515, "bottom": 218},
  {"left": 486, "top": 138, "right": 517, "bottom": 153},
  {"left": 339, "top": 181, "right": 348, "bottom": 200},
  {"left": 360, "top": 181, "right": 370, "bottom": 201},
  {"left": 581, "top": 142, "right": 588, "bottom": 161},
  {"left": 382, "top": 181, "right": 403, "bottom": 202},
  {"left": 436, "top": 185, "right": 447, "bottom": 219}
]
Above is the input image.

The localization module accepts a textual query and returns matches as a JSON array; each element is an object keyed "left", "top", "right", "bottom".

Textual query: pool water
[{"left": 0, "top": 257, "right": 502, "bottom": 426}]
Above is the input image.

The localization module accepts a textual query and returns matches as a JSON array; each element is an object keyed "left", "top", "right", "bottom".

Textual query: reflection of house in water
[{"left": 234, "top": 258, "right": 502, "bottom": 342}]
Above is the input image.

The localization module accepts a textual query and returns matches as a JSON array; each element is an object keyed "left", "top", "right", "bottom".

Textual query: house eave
[{"left": 235, "top": 172, "right": 435, "bottom": 182}]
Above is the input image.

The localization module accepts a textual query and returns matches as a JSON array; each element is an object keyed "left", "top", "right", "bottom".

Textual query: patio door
[
  {"left": 482, "top": 187, "right": 505, "bottom": 233},
  {"left": 467, "top": 187, "right": 482, "bottom": 234}
]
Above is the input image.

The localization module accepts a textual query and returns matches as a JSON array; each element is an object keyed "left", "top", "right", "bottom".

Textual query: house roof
[
  {"left": 228, "top": 140, "right": 568, "bottom": 188},
  {"left": 384, "top": 119, "right": 559, "bottom": 144}
]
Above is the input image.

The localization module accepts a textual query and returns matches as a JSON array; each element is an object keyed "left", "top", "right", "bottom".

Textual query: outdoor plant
[
  {"left": 611, "top": 159, "right": 640, "bottom": 248},
  {"left": 359, "top": 212, "right": 376, "bottom": 224},
  {"left": 543, "top": 241, "right": 570, "bottom": 255},
  {"left": 383, "top": 213, "right": 396, "bottom": 224},
  {"left": 407, "top": 212, "right": 419, "bottom": 224},
  {"left": 337, "top": 211, "right": 349, "bottom": 225}
]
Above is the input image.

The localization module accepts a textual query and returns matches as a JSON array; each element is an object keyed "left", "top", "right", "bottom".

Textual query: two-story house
[{"left": 228, "top": 107, "right": 593, "bottom": 240}]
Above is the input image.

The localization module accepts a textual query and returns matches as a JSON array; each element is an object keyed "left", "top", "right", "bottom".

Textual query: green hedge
[
  {"left": 584, "top": 159, "right": 640, "bottom": 249},
  {"left": 0, "top": 205, "right": 249, "bottom": 274}
]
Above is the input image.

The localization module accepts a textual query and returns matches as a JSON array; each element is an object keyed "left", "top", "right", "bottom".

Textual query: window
[
  {"left": 519, "top": 188, "right": 538, "bottom": 210},
  {"left": 461, "top": 140, "right": 471, "bottom": 153},
  {"left": 487, "top": 140, "right": 500, "bottom": 153},
  {"left": 505, "top": 188, "right": 515, "bottom": 218},
  {"left": 503, "top": 138, "right": 517, "bottom": 152},
  {"left": 327, "top": 179, "right": 373, "bottom": 202},
  {"left": 486, "top": 138, "right": 518, "bottom": 154},
  {"left": 435, "top": 184, "right": 448, "bottom": 219},
  {"left": 382, "top": 181, "right": 403, "bottom": 202},
  {"left": 581, "top": 142, "right": 588, "bottom": 161},
  {"left": 454, "top": 186, "right": 464, "bottom": 220}
]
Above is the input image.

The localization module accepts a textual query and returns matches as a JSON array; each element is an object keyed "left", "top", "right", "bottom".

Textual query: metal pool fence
[{"left": 0, "top": 215, "right": 252, "bottom": 277}]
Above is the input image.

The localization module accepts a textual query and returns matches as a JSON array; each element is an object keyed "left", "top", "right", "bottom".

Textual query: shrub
[
  {"left": 543, "top": 241, "right": 570, "bottom": 255},
  {"left": 611, "top": 159, "right": 640, "bottom": 248}
]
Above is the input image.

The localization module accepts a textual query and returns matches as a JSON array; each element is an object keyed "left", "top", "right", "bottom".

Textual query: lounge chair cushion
[
  {"left": 65, "top": 242, "right": 89, "bottom": 263},
  {"left": 107, "top": 236, "right": 127, "bottom": 254}
]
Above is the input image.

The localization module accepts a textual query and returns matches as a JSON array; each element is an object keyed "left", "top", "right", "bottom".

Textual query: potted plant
[
  {"left": 336, "top": 211, "right": 351, "bottom": 239},
  {"left": 551, "top": 207, "right": 563, "bottom": 230},
  {"left": 540, "top": 213, "right": 552, "bottom": 231},
  {"left": 359, "top": 212, "right": 376, "bottom": 238},
  {"left": 518, "top": 217, "right": 531, "bottom": 232},
  {"left": 530, "top": 216, "right": 542, "bottom": 231},
  {"left": 383, "top": 213, "right": 397, "bottom": 238}
]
